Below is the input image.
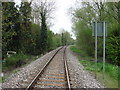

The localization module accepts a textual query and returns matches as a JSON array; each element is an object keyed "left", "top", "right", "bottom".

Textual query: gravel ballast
[
  {"left": 2, "top": 46, "right": 103, "bottom": 88},
  {"left": 66, "top": 46, "right": 103, "bottom": 88},
  {"left": 34, "top": 47, "right": 66, "bottom": 88},
  {"left": 2, "top": 47, "right": 61, "bottom": 88}
]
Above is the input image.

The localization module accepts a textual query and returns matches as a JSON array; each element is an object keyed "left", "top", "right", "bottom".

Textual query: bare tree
[{"left": 31, "top": 0, "right": 55, "bottom": 25}]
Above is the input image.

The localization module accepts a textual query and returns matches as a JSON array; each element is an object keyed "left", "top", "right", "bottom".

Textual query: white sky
[
  {"left": 50, "top": 0, "right": 76, "bottom": 39},
  {"left": 15, "top": 0, "right": 77, "bottom": 39}
]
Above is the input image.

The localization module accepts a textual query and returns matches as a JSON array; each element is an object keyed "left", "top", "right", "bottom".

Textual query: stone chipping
[
  {"left": 66, "top": 46, "right": 103, "bottom": 88},
  {"left": 2, "top": 47, "right": 61, "bottom": 88}
]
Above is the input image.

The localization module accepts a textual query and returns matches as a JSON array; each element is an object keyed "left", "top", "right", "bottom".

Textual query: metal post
[
  {"left": 95, "top": 22, "right": 97, "bottom": 79},
  {"left": 0, "top": 1, "right": 2, "bottom": 84},
  {"left": 103, "top": 21, "right": 106, "bottom": 85}
]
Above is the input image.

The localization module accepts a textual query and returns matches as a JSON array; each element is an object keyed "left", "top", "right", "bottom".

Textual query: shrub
[
  {"left": 106, "top": 25, "right": 120, "bottom": 65},
  {"left": 3, "top": 52, "right": 30, "bottom": 69}
]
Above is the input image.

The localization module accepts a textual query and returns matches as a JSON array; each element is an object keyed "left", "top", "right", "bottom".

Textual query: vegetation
[
  {"left": 61, "top": 30, "right": 75, "bottom": 46},
  {"left": 3, "top": 52, "right": 30, "bottom": 71},
  {"left": 70, "top": 1, "right": 120, "bottom": 65},
  {"left": 2, "top": 1, "right": 74, "bottom": 73},
  {"left": 2, "top": 0, "right": 119, "bottom": 87},
  {"left": 70, "top": 45, "right": 119, "bottom": 88},
  {"left": 70, "top": 1, "right": 120, "bottom": 87}
]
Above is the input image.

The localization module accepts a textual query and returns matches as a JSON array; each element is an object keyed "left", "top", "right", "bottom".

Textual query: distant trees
[
  {"left": 71, "top": 1, "right": 120, "bottom": 65},
  {"left": 61, "top": 29, "right": 74, "bottom": 46},
  {"left": 2, "top": 1, "right": 74, "bottom": 59}
]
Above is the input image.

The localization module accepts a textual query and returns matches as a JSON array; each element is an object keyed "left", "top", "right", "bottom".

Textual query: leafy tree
[
  {"left": 29, "top": 23, "right": 41, "bottom": 55},
  {"left": 47, "top": 30, "right": 54, "bottom": 51},
  {"left": 2, "top": 2, "right": 19, "bottom": 58},
  {"left": 32, "top": 0, "right": 55, "bottom": 54},
  {"left": 19, "top": 2, "right": 32, "bottom": 53},
  {"left": 53, "top": 34, "right": 62, "bottom": 47},
  {"left": 71, "top": 1, "right": 120, "bottom": 64},
  {"left": 61, "top": 29, "right": 74, "bottom": 46},
  {"left": 40, "top": 10, "right": 48, "bottom": 53},
  {"left": 61, "top": 33, "right": 65, "bottom": 46}
]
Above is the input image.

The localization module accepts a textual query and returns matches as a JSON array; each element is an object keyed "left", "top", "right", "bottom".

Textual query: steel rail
[
  {"left": 64, "top": 46, "right": 71, "bottom": 90},
  {"left": 25, "top": 47, "right": 63, "bottom": 90}
]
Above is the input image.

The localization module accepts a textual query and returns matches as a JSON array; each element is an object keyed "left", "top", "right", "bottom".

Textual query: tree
[
  {"left": 71, "top": 1, "right": 120, "bottom": 64},
  {"left": 47, "top": 30, "right": 54, "bottom": 51},
  {"left": 53, "top": 34, "right": 62, "bottom": 47},
  {"left": 61, "top": 29, "right": 74, "bottom": 46},
  {"left": 2, "top": 2, "right": 19, "bottom": 58},
  {"left": 32, "top": 0, "right": 55, "bottom": 54},
  {"left": 19, "top": 1, "right": 32, "bottom": 53}
]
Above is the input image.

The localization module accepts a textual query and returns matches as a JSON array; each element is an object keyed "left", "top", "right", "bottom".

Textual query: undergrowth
[{"left": 70, "top": 45, "right": 119, "bottom": 88}]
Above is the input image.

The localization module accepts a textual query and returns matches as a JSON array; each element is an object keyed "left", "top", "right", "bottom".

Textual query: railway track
[{"left": 25, "top": 46, "right": 71, "bottom": 89}]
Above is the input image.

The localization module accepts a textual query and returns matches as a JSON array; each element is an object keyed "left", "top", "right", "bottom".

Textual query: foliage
[
  {"left": 70, "top": 45, "right": 81, "bottom": 54},
  {"left": 19, "top": 2, "right": 32, "bottom": 53},
  {"left": 61, "top": 30, "right": 74, "bottom": 46},
  {"left": 2, "top": 2, "right": 33, "bottom": 56},
  {"left": 2, "top": 1, "right": 73, "bottom": 73},
  {"left": 32, "top": 0, "right": 55, "bottom": 54},
  {"left": 70, "top": 45, "right": 119, "bottom": 88},
  {"left": 29, "top": 24, "right": 41, "bottom": 55},
  {"left": 2, "top": 2, "right": 19, "bottom": 58},
  {"left": 53, "top": 34, "right": 62, "bottom": 47},
  {"left": 80, "top": 59, "right": 119, "bottom": 80},
  {"left": 47, "top": 30, "right": 54, "bottom": 51},
  {"left": 3, "top": 52, "right": 30, "bottom": 70},
  {"left": 71, "top": 2, "right": 120, "bottom": 65},
  {"left": 39, "top": 12, "right": 48, "bottom": 54},
  {"left": 70, "top": 45, "right": 119, "bottom": 80},
  {"left": 106, "top": 25, "right": 120, "bottom": 65}
]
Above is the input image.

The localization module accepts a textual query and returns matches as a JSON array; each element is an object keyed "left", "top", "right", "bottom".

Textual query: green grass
[
  {"left": 70, "top": 45, "right": 119, "bottom": 88},
  {"left": 97, "top": 72, "right": 118, "bottom": 88},
  {"left": 80, "top": 60, "right": 119, "bottom": 80},
  {"left": 70, "top": 45, "right": 81, "bottom": 54}
]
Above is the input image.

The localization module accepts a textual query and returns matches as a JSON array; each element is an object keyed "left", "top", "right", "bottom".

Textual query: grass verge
[{"left": 70, "top": 45, "right": 119, "bottom": 88}]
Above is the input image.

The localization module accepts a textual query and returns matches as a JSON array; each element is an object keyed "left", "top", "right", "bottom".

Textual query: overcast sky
[
  {"left": 50, "top": 0, "right": 76, "bottom": 39},
  {"left": 15, "top": 0, "right": 77, "bottom": 39}
]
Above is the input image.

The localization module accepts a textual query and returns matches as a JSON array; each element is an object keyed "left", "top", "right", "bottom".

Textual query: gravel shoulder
[
  {"left": 66, "top": 46, "right": 103, "bottom": 88},
  {"left": 2, "top": 47, "right": 61, "bottom": 88}
]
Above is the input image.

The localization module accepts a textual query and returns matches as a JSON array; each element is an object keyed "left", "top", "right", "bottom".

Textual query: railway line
[{"left": 25, "top": 46, "right": 71, "bottom": 89}]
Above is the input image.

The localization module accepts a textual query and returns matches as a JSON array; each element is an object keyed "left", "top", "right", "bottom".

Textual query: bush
[
  {"left": 106, "top": 25, "right": 120, "bottom": 65},
  {"left": 75, "top": 23, "right": 94, "bottom": 56},
  {"left": 3, "top": 52, "right": 30, "bottom": 70}
]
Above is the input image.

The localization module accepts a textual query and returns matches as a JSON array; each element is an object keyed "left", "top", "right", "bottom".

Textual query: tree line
[
  {"left": 71, "top": 1, "right": 120, "bottom": 65},
  {"left": 2, "top": 1, "right": 74, "bottom": 59}
]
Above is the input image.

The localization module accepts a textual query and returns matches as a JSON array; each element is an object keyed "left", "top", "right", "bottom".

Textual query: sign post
[
  {"left": 103, "top": 21, "right": 106, "bottom": 84},
  {"left": 92, "top": 22, "right": 107, "bottom": 83},
  {"left": 95, "top": 22, "right": 97, "bottom": 79}
]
